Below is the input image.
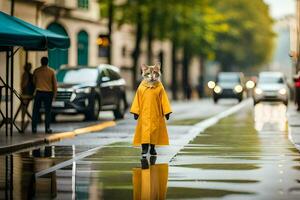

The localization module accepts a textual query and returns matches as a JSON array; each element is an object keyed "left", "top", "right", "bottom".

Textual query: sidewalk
[
  {"left": 287, "top": 104, "right": 300, "bottom": 151},
  {"left": 0, "top": 98, "right": 221, "bottom": 155},
  {"left": 0, "top": 120, "right": 116, "bottom": 155}
]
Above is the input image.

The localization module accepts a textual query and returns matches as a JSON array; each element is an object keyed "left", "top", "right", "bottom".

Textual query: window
[
  {"left": 217, "top": 74, "right": 240, "bottom": 83},
  {"left": 122, "top": 46, "right": 126, "bottom": 57},
  {"left": 78, "top": 0, "right": 89, "bottom": 9},
  {"left": 100, "top": 69, "right": 111, "bottom": 82},
  {"left": 258, "top": 76, "right": 284, "bottom": 84},
  {"left": 77, "top": 30, "right": 89, "bottom": 65},
  {"left": 57, "top": 68, "right": 98, "bottom": 84},
  {"left": 107, "top": 69, "right": 121, "bottom": 80},
  {"left": 97, "top": 35, "right": 110, "bottom": 58}
]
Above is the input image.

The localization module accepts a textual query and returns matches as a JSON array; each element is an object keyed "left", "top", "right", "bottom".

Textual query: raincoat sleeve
[
  {"left": 161, "top": 87, "right": 172, "bottom": 115},
  {"left": 130, "top": 89, "right": 140, "bottom": 115}
]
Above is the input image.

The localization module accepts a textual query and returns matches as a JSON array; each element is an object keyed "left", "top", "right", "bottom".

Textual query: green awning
[{"left": 0, "top": 11, "right": 70, "bottom": 50}]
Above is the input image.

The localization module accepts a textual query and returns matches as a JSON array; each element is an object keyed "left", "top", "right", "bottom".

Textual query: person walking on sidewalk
[
  {"left": 20, "top": 62, "right": 34, "bottom": 130},
  {"left": 130, "top": 63, "right": 172, "bottom": 157},
  {"left": 32, "top": 57, "right": 57, "bottom": 133}
]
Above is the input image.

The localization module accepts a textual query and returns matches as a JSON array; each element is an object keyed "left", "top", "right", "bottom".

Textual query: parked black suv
[{"left": 51, "top": 64, "right": 128, "bottom": 120}]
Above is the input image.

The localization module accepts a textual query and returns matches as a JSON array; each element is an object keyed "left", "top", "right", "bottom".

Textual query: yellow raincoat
[
  {"left": 130, "top": 80, "right": 172, "bottom": 146},
  {"left": 132, "top": 164, "right": 169, "bottom": 200}
]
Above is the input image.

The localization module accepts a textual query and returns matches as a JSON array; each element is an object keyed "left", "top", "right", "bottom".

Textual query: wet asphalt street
[{"left": 1, "top": 99, "right": 300, "bottom": 199}]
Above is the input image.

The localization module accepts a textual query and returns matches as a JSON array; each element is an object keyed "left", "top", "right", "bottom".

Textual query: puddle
[
  {"left": 167, "top": 104, "right": 300, "bottom": 199},
  {"left": 0, "top": 141, "right": 170, "bottom": 199},
  {"left": 169, "top": 117, "right": 206, "bottom": 126},
  {"left": 167, "top": 187, "right": 255, "bottom": 199}
]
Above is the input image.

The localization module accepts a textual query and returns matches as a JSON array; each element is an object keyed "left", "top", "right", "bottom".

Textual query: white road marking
[{"left": 35, "top": 99, "right": 250, "bottom": 177}]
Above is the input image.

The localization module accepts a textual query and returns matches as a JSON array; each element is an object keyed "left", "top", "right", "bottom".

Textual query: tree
[
  {"left": 214, "top": 0, "right": 274, "bottom": 71},
  {"left": 161, "top": 0, "right": 228, "bottom": 98},
  {"left": 99, "top": 0, "right": 273, "bottom": 99}
]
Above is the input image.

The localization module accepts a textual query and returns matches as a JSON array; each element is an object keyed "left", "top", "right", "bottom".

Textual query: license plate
[
  {"left": 52, "top": 101, "right": 65, "bottom": 107},
  {"left": 265, "top": 92, "right": 276, "bottom": 96}
]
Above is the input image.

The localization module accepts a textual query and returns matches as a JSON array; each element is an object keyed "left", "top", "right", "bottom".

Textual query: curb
[
  {"left": 287, "top": 105, "right": 300, "bottom": 152},
  {"left": 0, "top": 138, "right": 47, "bottom": 155},
  {"left": 0, "top": 121, "right": 116, "bottom": 155}
]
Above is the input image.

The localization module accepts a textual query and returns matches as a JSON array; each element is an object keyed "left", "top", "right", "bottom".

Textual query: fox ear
[
  {"left": 154, "top": 62, "right": 161, "bottom": 71},
  {"left": 141, "top": 64, "right": 148, "bottom": 72}
]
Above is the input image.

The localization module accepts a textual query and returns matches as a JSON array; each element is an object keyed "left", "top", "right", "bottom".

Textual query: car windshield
[
  {"left": 258, "top": 76, "right": 284, "bottom": 84},
  {"left": 57, "top": 68, "right": 98, "bottom": 84},
  {"left": 218, "top": 74, "right": 240, "bottom": 83}
]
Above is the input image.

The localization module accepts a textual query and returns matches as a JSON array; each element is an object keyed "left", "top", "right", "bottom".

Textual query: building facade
[
  {"left": 0, "top": 0, "right": 201, "bottom": 105},
  {"left": 269, "top": 15, "right": 296, "bottom": 82}
]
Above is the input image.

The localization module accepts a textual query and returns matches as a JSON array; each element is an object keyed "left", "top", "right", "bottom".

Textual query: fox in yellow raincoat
[{"left": 130, "top": 63, "right": 172, "bottom": 157}]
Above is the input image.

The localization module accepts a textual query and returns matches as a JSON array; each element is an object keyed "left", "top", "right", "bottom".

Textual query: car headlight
[
  {"left": 207, "top": 81, "right": 216, "bottom": 89},
  {"left": 214, "top": 85, "right": 222, "bottom": 94},
  {"left": 234, "top": 85, "right": 243, "bottom": 93},
  {"left": 254, "top": 88, "right": 263, "bottom": 95},
  {"left": 246, "top": 80, "right": 255, "bottom": 89},
  {"left": 278, "top": 88, "right": 287, "bottom": 95},
  {"left": 75, "top": 88, "right": 91, "bottom": 94}
]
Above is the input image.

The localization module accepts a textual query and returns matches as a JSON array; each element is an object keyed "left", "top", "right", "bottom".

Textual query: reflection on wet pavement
[
  {"left": 0, "top": 145, "right": 91, "bottom": 199},
  {"left": 0, "top": 141, "right": 170, "bottom": 199},
  {"left": 254, "top": 103, "right": 287, "bottom": 132},
  {"left": 133, "top": 157, "right": 168, "bottom": 200},
  {"left": 1, "top": 103, "right": 300, "bottom": 199},
  {"left": 168, "top": 103, "right": 300, "bottom": 199}
]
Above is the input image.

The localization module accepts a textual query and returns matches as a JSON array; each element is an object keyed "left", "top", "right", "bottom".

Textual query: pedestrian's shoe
[
  {"left": 141, "top": 158, "right": 149, "bottom": 169},
  {"left": 141, "top": 144, "right": 149, "bottom": 157},
  {"left": 150, "top": 156, "right": 157, "bottom": 165},
  {"left": 46, "top": 129, "right": 52, "bottom": 134},
  {"left": 150, "top": 144, "right": 157, "bottom": 156}
]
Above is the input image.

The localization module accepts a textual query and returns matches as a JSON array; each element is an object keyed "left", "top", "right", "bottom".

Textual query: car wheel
[
  {"left": 284, "top": 101, "right": 288, "bottom": 106},
  {"left": 114, "top": 97, "right": 126, "bottom": 119},
  {"left": 238, "top": 98, "right": 243, "bottom": 103},
  {"left": 85, "top": 97, "right": 100, "bottom": 121}
]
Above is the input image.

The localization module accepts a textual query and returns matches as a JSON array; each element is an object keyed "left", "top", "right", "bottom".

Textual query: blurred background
[{"left": 0, "top": 0, "right": 297, "bottom": 101}]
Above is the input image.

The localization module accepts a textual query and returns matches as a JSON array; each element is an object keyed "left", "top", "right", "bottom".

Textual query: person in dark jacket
[
  {"left": 32, "top": 57, "right": 57, "bottom": 133},
  {"left": 20, "top": 63, "right": 34, "bottom": 130}
]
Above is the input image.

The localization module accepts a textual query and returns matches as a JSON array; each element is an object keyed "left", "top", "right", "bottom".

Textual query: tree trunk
[
  {"left": 107, "top": 0, "right": 114, "bottom": 64},
  {"left": 171, "top": 41, "right": 178, "bottom": 100},
  {"left": 131, "top": 6, "right": 143, "bottom": 89},
  {"left": 147, "top": 8, "right": 155, "bottom": 64},
  {"left": 182, "top": 44, "right": 191, "bottom": 99},
  {"left": 198, "top": 56, "right": 205, "bottom": 98}
]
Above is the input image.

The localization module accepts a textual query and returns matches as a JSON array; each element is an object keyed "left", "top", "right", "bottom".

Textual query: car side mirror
[{"left": 101, "top": 76, "right": 110, "bottom": 82}]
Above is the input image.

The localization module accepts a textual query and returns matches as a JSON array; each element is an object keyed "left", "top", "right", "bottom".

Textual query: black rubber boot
[
  {"left": 150, "top": 156, "right": 157, "bottom": 165},
  {"left": 141, "top": 157, "right": 149, "bottom": 169},
  {"left": 150, "top": 144, "right": 157, "bottom": 156},
  {"left": 141, "top": 144, "right": 149, "bottom": 157}
]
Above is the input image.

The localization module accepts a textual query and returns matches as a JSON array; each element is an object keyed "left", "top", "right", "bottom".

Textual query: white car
[{"left": 253, "top": 72, "right": 288, "bottom": 105}]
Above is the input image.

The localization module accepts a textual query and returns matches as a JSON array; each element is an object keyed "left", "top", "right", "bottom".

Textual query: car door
[
  {"left": 99, "top": 68, "right": 114, "bottom": 105},
  {"left": 106, "top": 68, "right": 122, "bottom": 104}
]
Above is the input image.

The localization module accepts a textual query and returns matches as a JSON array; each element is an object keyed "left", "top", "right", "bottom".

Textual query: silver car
[{"left": 253, "top": 72, "right": 288, "bottom": 105}]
